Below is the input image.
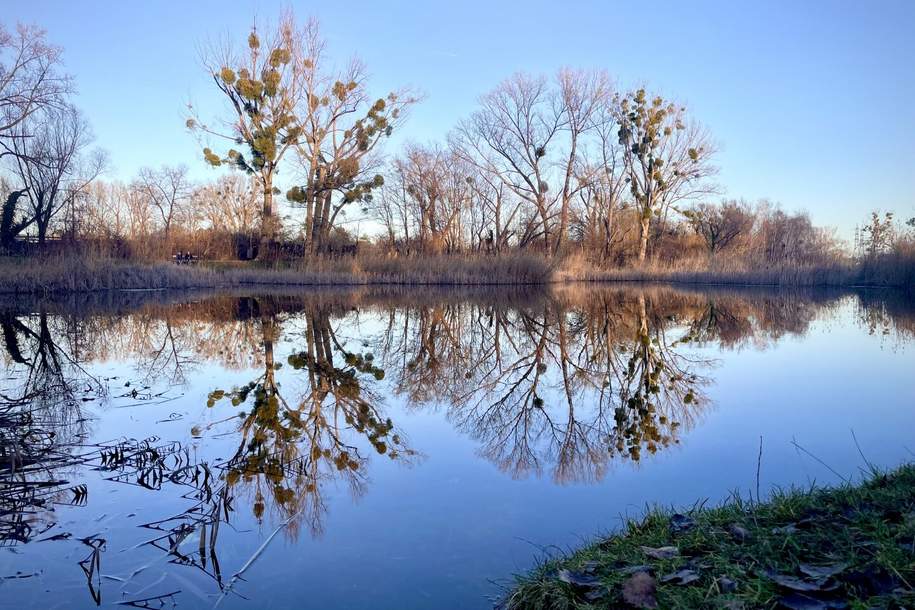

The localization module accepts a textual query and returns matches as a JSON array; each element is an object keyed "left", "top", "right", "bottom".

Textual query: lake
[{"left": 1, "top": 284, "right": 913, "bottom": 609}]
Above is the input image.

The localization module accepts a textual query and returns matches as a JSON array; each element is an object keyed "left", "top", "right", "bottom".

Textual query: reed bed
[
  {"left": 0, "top": 253, "right": 553, "bottom": 294},
  {"left": 0, "top": 250, "right": 911, "bottom": 294}
]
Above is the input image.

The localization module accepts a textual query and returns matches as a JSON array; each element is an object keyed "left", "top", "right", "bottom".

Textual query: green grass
[{"left": 503, "top": 465, "right": 915, "bottom": 609}]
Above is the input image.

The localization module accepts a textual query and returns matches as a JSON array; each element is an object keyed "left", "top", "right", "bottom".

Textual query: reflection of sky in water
[{"left": 0, "top": 288, "right": 913, "bottom": 609}]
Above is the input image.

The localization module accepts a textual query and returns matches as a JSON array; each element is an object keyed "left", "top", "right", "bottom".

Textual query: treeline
[{"left": 1, "top": 15, "right": 913, "bottom": 285}]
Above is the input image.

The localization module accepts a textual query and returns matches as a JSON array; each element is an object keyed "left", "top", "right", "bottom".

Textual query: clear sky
[{"left": 6, "top": 0, "right": 914, "bottom": 237}]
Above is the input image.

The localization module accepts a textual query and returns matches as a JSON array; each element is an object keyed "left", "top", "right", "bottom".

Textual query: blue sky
[{"left": 7, "top": 0, "right": 915, "bottom": 236}]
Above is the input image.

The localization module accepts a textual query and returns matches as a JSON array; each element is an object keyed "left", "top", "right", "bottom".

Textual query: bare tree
[
  {"left": 0, "top": 23, "right": 71, "bottom": 147},
  {"left": 452, "top": 73, "right": 562, "bottom": 252},
  {"left": 7, "top": 105, "right": 105, "bottom": 244},
  {"left": 684, "top": 199, "right": 755, "bottom": 255},
  {"left": 133, "top": 165, "right": 192, "bottom": 238},
  {"left": 194, "top": 173, "right": 260, "bottom": 234},
  {"left": 452, "top": 70, "right": 611, "bottom": 255},
  {"left": 572, "top": 94, "right": 629, "bottom": 260},
  {"left": 751, "top": 203, "right": 837, "bottom": 266},
  {"left": 552, "top": 68, "right": 612, "bottom": 253},
  {"left": 372, "top": 176, "right": 410, "bottom": 251},
  {"left": 380, "top": 144, "right": 472, "bottom": 253},
  {"left": 466, "top": 170, "right": 521, "bottom": 252}
]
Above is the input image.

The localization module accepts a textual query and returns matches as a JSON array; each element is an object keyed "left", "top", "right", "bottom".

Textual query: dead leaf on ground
[
  {"left": 764, "top": 570, "right": 838, "bottom": 593},
  {"left": 617, "top": 564, "right": 653, "bottom": 575},
  {"left": 669, "top": 513, "right": 695, "bottom": 533},
  {"left": 621, "top": 571, "right": 658, "bottom": 609},
  {"left": 660, "top": 568, "right": 700, "bottom": 585},
  {"left": 839, "top": 564, "right": 898, "bottom": 596},
  {"left": 557, "top": 568, "right": 601, "bottom": 589},
  {"left": 583, "top": 587, "right": 608, "bottom": 602},
  {"left": 776, "top": 592, "right": 848, "bottom": 609},
  {"left": 640, "top": 545, "right": 679, "bottom": 560},
  {"left": 798, "top": 563, "right": 847, "bottom": 581},
  {"left": 717, "top": 576, "right": 737, "bottom": 593},
  {"left": 728, "top": 524, "right": 751, "bottom": 542}
]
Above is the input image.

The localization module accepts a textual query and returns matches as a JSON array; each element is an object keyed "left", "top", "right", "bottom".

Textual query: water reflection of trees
[
  {"left": 204, "top": 301, "right": 415, "bottom": 539},
  {"left": 856, "top": 289, "right": 915, "bottom": 345},
  {"left": 377, "top": 288, "right": 714, "bottom": 482},
  {"left": 1, "top": 286, "right": 913, "bottom": 602},
  {"left": 1, "top": 310, "right": 104, "bottom": 408},
  {"left": 0, "top": 310, "right": 101, "bottom": 552},
  {"left": 3, "top": 287, "right": 905, "bottom": 494}
]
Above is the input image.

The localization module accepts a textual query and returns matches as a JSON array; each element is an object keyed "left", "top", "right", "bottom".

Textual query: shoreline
[
  {"left": 503, "top": 464, "right": 915, "bottom": 609},
  {"left": 0, "top": 257, "right": 911, "bottom": 295}
]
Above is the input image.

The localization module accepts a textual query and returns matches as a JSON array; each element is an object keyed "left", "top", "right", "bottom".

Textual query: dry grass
[
  {"left": 1, "top": 250, "right": 911, "bottom": 294},
  {"left": 572, "top": 259, "right": 857, "bottom": 287},
  {"left": 858, "top": 242, "right": 915, "bottom": 288},
  {"left": 0, "top": 253, "right": 554, "bottom": 294},
  {"left": 558, "top": 252, "right": 914, "bottom": 289}
]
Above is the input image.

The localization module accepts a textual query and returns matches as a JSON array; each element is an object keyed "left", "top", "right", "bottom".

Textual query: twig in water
[
  {"left": 212, "top": 507, "right": 305, "bottom": 608},
  {"left": 790, "top": 437, "right": 849, "bottom": 483},
  {"left": 116, "top": 590, "right": 181, "bottom": 608},
  {"left": 850, "top": 429, "right": 878, "bottom": 476},
  {"left": 755, "top": 435, "right": 763, "bottom": 504}
]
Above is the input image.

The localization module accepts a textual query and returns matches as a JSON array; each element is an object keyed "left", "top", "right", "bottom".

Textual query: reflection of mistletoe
[
  {"left": 207, "top": 313, "right": 413, "bottom": 534},
  {"left": 610, "top": 323, "right": 701, "bottom": 461}
]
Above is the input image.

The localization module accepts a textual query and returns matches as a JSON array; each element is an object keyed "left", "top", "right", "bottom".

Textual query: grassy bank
[
  {"left": 0, "top": 253, "right": 912, "bottom": 294},
  {"left": 503, "top": 465, "right": 915, "bottom": 609}
]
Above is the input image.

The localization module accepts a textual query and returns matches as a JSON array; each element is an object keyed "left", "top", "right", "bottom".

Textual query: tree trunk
[
  {"left": 303, "top": 193, "right": 314, "bottom": 254},
  {"left": 262, "top": 315, "right": 276, "bottom": 398},
  {"left": 638, "top": 214, "right": 650, "bottom": 262},
  {"left": 538, "top": 200, "right": 550, "bottom": 253},
  {"left": 258, "top": 175, "right": 275, "bottom": 260},
  {"left": 37, "top": 218, "right": 48, "bottom": 246},
  {"left": 316, "top": 192, "right": 333, "bottom": 254}
]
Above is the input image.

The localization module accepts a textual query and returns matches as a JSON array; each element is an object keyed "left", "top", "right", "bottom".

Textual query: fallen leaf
[
  {"left": 717, "top": 576, "right": 737, "bottom": 593},
  {"left": 798, "top": 563, "right": 847, "bottom": 581},
  {"left": 617, "top": 564, "right": 653, "bottom": 575},
  {"left": 776, "top": 592, "right": 848, "bottom": 609},
  {"left": 621, "top": 571, "right": 658, "bottom": 609},
  {"left": 728, "top": 524, "right": 751, "bottom": 542},
  {"left": 839, "top": 564, "right": 898, "bottom": 596},
  {"left": 669, "top": 513, "right": 695, "bottom": 533},
  {"left": 772, "top": 524, "right": 798, "bottom": 535},
  {"left": 661, "top": 568, "right": 700, "bottom": 585},
  {"left": 764, "top": 570, "right": 838, "bottom": 593},
  {"left": 557, "top": 568, "right": 601, "bottom": 589},
  {"left": 640, "top": 545, "right": 679, "bottom": 560}
]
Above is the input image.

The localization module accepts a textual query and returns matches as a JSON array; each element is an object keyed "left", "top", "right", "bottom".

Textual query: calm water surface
[{"left": 1, "top": 285, "right": 913, "bottom": 609}]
